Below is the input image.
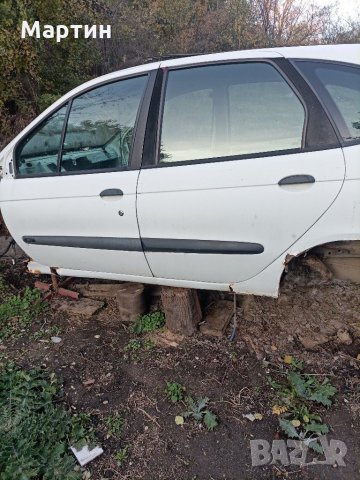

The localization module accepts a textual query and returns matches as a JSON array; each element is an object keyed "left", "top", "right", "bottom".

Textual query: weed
[
  {"left": 130, "top": 311, "right": 165, "bottom": 334},
  {"left": 271, "top": 361, "right": 337, "bottom": 453},
  {"left": 181, "top": 396, "right": 218, "bottom": 431},
  {"left": 103, "top": 413, "right": 124, "bottom": 438},
  {"left": 124, "top": 339, "right": 142, "bottom": 352},
  {"left": 0, "top": 287, "right": 46, "bottom": 340},
  {"left": 144, "top": 338, "right": 155, "bottom": 350},
  {"left": 0, "top": 363, "right": 94, "bottom": 479},
  {"left": 165, "top": 381, "right": 185, "bottom": 403},
  {"left": 116, "top": 445, "right": 130, "bottom": 466},
  {"left": 31, "top": 325, "right": 62, "bottom": 341}
]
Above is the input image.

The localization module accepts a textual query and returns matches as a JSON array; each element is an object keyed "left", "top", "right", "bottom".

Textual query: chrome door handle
[{"left": 279, "top": 175, "right": 315, "bottom": 186}]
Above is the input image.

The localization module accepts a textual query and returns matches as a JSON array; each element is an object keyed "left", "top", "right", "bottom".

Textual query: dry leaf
[
  {"left": 175, "top": 416, "right": 184, "bottom": 425},
  {"left": 356, "top": 354, "right": 360, "bottom": 361},
  {"left": 272, "top": 405, "right": 288, "bottom": 415},
  {"left": 254, "top": 413, "right": 263, "bottom": 421},
  {"left": 283, "top": 355, "right": 293, "bottom": 364},
  {"left": 83, "top": 378, "right": 95, "bottom": 387}
]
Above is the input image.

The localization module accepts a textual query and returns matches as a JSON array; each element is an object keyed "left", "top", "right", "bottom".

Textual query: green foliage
[
  {"left": 124, "top": 339, "right": 142, "bottom": 352},
  {"left": 165, "top": 381, "right": 185, "bottom": 403},
  {"left": 0, "top": 364, "right": 94, "bottom": 479},
  {"left": 31, "top": 325, "right": 62, "bottom": 341},
  {"left": 115, "top": 445, "right": 130, "bottom": 466},
  {"left": 103, "top": 413, "right": 125, "bottom": 438},
  {"left": 0, "top": 286, "right": 46, "bottom": 339},
  {"left": 130, "top": 311, "right": 165, "bottom": 334},
  {"left": 272, "top": 364, "right": 337, "bottom": 453},
  {"left": 182, "top": 396, "right": 218, "bottom": 431}
]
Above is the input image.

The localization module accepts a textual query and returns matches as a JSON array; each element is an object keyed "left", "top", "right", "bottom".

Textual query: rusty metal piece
[
  {"left": 50, "top": 267, "right": 59, "bottom": 290},
  {"left": 57, "top": 287, "right": 79, "bottom": 299}
]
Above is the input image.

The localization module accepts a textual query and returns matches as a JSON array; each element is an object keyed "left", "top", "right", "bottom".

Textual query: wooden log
[{"left": 160, "top": 287, "right": 202, "bottom": 336}]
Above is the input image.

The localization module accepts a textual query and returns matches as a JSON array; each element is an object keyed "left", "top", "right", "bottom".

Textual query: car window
[
  {"left": 295, "top": 62, "right": 360, "bottom": 143},
  {"left": 159, "top": 63, "right": 305, "bottom": 163},
  {"left": 15, "top": 106, "right": 67, "bottom": 176},
  {"left": 61, "top": 75, "right": 147, "bottom": 172}
]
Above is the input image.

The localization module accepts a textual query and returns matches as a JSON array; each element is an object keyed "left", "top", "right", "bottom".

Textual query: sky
[{"left": 313, "top": 0, "right": 360, "bottom": 19}]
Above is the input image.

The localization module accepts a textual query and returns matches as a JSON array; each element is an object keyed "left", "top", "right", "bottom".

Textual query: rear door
[
  {"left": 0, "top": 72, "right": 155, "bottom": 277},
  {"left": 137, "top": 58, "right": 345, "bottom": 285}
]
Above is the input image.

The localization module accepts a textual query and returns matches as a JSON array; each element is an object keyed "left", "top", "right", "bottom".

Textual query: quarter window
[
  {"left": 15, "top": 106, "right": 67, "bottom": 176},
  {"left": 296, "top": 62, "right": 360, "bottom": 143},
  {"left": 159, "top": 63, "right": 305, "bottom": 163}
]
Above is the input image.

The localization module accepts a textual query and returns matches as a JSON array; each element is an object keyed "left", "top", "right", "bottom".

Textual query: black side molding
[
  {"left": 279, "top": 174, "right": 315, "bottom": 186},
  {"left": 23, "top": 236, "right": 142, "bottom": 251},
  {"left": 142, "top": 238, "right": 264, "bottom": 255},
  {"left": 22, "top": 236, "right": 264, "bottom": 255}
]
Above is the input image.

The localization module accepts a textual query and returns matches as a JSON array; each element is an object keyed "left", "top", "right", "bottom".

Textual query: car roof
[{"left": 160, "top": 44, "right": 360, "bottom": 68}]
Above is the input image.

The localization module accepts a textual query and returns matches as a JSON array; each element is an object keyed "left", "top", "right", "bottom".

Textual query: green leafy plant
[
  {"left": 181, "top": 396, "right": 218, "bottom": 431},
  {"left": 124, "top": 339, "right": 142, "bottom": 352},
  {"left": 0, "top": 287, "right": 46, "bottom": 339},
  {"left": 130, "top": 311, "right": 165, "bottom": 334},
  {"left": 0, "top": 363, "right": 94, "bottom": 479},
  {"left": 103, "top": 413, "right": 124, "bottom": 438},
  {"left": 271, "top": 364, "right": 337, "bottom": 453},
  {"left": 165, "top": 381, "right": 185, "bottom": 403},
  {"left": 115, "top": 445, "right": 130, "bottom": 466}
]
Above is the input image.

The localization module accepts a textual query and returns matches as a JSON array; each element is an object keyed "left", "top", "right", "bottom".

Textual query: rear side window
[
  {"left": 296, "top": 61, "right": 360, "bottom": 143},
  {"left": 159, "top": 62, "right": 305, "bottom": 163}
]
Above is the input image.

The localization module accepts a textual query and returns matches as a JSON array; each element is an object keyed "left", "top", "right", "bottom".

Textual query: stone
[{"left": 336, "top": 328, "right": 352, "bottom": 345}]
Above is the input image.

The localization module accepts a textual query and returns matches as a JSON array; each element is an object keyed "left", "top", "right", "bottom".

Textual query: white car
[{"left": 0, "top": 44, "right": 359, "bottom": 297}]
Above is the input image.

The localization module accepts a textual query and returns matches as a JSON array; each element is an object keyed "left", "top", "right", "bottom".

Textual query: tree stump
[{"left": 160, "top": 287, "right": 202, "bottom": 336}]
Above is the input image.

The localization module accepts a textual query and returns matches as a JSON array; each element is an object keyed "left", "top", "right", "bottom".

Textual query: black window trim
[
  {"left": 141, "top": 57, "right": 340, "bottom": 170},
  {"left": 13, "top": 69, "right": 157, "bottom": 179},
  {"left": 291, "top": 58, "right": 360, "bottom": 148}
]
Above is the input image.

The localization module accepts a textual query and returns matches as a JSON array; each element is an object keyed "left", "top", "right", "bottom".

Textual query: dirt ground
[{"left": 0, "top": 245, "right": 359, "bottom": 480}]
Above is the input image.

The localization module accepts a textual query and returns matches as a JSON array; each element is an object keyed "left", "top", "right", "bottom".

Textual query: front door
[
  {"left": 137, "top": 60, "right": 345, "bottom": 285},
  {"left": 0, "top": 74, "right": 153, "bottom": 278}
]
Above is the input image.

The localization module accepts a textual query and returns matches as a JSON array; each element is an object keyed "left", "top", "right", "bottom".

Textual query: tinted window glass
[
  {"left": 61, "top": 76, "right": 147, "bottom": 172},
  {"left": 159, "top": 63, "right": 305, "bottom": 163},
  {"left": 296, "top": 62, "right": 360, "bottom": 143},
  {"left": 16, "top": 106, "right": 67, "bottom": 176}
]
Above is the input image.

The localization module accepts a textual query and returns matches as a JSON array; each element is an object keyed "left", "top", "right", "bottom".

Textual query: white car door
[
  {"left": 0, "top": 73, "right": 154, "bottom": 278},
  {"left": 137, "top": 59, "right": 345, "bottom": 285}
]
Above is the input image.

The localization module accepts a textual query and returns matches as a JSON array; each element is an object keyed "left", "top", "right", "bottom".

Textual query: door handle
[
  {"left": 278, "top": 175, "right": 315, "bottom": 186},
  {"left": 100, "top": 188, "right": 124, "bottom": 198}
]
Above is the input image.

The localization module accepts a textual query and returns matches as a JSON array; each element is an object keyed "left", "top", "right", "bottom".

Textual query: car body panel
[{"left": 0, "top": 44, "right": 359, "bottom": 297}]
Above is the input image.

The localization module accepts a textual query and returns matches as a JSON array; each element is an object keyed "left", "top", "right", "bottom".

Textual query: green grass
[
  {"left": 103, "top": 412, "right": 125, "bottom": 438},
  {"left": 0, "top": 364, "right": 94, "bottom": 479},
  {"left": 0, "top": 286, "right": 46, "bottom": 340}
]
